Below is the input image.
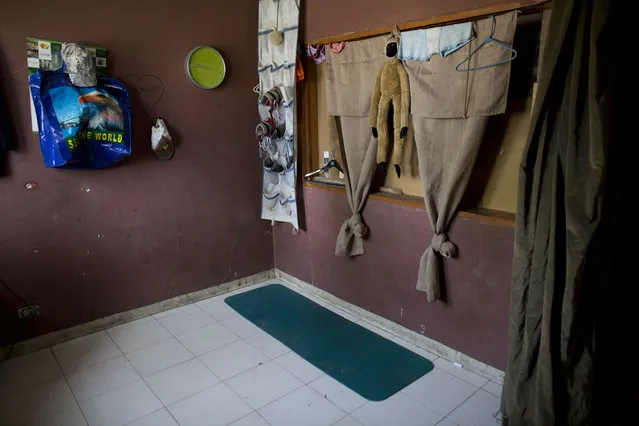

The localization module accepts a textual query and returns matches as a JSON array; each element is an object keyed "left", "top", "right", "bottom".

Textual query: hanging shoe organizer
[{"left": 257, "top": 0, "right": 300, "bottom": 229}]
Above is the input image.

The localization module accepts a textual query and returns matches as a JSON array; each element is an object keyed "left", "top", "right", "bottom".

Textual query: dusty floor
[{"left": 0, "top": 282, "right": 502, "bottom": 426}]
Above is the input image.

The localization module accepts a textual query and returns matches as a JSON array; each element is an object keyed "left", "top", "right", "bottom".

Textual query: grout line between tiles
[
  {"left": 434, "top": 417, "right": 458, "bottom": 426},
  {"left": 395, "top": 368, "right": 483, "bottom": 421},
  {"left": 305, "top": 379, "right": 360, "bottom": 415},
  {"left": 64, "top": 332, "right": 154, "bottom": 411},
  {"left": 105, "top": 316, "right": 176, "bottom": 354},
  {"left": 191, "top": 335, "right": 266, "bottom": 421},
  {"left": 49, "top": 347, "right": 91, "bottom": 426},
  {"left": 141, "top": 360, "right": 221, "bottom": 410},
  {"left": 154, "top": 304, "right": 222, "bottom": 337},
  {"left": 254, "top": 410, "right": 274, "bottom": 426},
  {"left": 225, "top": 357, "right": 305, "bottom": 411},
  {"left": 331, "top": 414, "right": 352, "bottom": 426},
  {"left": 445, "top": 385, "right": 483, "bottom": 418},
  {"left": 121, "top": 408, "right": 179, "bottom": 426},
  {"left": 123, "top": 319, "right": 195, "bottom": 379}
]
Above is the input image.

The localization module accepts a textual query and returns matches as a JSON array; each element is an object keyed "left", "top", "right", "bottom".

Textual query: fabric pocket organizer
[
  {"left": 259, "top": 0, "right": 299, "bottom": 31},
  {"left": 259, "top": 63, "right": 295, "bottom": 93},
  {"left": 258, "top": 27, "right": 298, "bottom": 68},
  {"left": 263, "top": 163, "right": 296, "bottom": 212}
]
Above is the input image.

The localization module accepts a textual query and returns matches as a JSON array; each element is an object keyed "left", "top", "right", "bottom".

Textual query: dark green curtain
[
  {"left": 501, "top": 0, "right": 625, "bottom": 424},
  {"left": 0, "top": 90, "right": 14, "bottom": 176}
]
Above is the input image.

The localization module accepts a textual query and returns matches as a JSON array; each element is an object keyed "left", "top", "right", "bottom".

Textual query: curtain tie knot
[
  {"left": 431, "top": 233, "right": 457, "bottom": 259},
  {"left": 347, "top": 213, "right": 368, "bottom": 238}
]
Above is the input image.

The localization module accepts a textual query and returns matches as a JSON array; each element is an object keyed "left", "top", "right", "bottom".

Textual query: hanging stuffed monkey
[{"left": 370, "top": 27, "right": 410, "bottom": 178}]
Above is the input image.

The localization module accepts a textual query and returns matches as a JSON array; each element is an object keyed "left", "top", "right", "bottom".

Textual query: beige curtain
[
  {"left": 405, "top": 13, "right": 517, "bottom": 301},
  {"left": 333, "top": 117, "right": 378, "bottom": 256},
  {"left": 325, "top": 37, "right": 388, "bottom": 256},
  {"left": 323, "top": 13, "right": 516, "bottom": 276}
]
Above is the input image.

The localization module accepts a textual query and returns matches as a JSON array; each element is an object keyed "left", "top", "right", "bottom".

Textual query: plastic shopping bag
[{"left": 29, "top": 68, "right": 132, "bottom": 168}]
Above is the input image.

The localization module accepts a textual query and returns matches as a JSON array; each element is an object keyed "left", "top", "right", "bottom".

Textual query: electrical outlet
[{"left": 18, "top": 305, "right": 40, "bottom": 320}]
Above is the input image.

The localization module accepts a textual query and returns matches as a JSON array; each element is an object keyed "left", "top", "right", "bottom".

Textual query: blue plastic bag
[{"left": 30, "top": 69, "right": 132, "bottom": 168}]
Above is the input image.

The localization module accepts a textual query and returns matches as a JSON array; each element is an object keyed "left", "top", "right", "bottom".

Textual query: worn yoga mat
[{"left": 225, "top": 284, "right": 434, "bottom": 401}]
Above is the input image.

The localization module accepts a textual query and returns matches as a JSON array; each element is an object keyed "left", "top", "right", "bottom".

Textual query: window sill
[{"left": 304, "top": 180, "right": 516, "bottom": 228}]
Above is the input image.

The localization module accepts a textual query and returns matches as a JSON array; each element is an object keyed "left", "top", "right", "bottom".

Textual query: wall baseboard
[
  {"left": 1, "top": 269, "right": 276, "bottom": 361},
  {"left": 1, "top": 267, "right": 504, "bottom": 385},
  {"left": 274, "top": 269, "right": 505, "bottom": 384}
]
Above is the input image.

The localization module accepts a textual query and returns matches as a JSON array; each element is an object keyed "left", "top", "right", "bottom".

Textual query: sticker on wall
[
  {"left": 184, "top": 46, "right": 226, "bottom": 89},
  {"left": 37, "top": 40, "right": 52, "bottom": 61}
]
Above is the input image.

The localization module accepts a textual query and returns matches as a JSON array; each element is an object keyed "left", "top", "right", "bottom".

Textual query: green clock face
[{"left": 185, "top": 46, "right": 226, "bottom": 89}]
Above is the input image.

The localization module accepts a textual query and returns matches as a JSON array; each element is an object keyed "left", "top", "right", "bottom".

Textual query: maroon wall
[
  {"left": 0, "top": 0, "right": 273, "bottom": 345},
  {"left": 274, "top": 186, "right": 514, "bottom": 370},
  {"left": 304, "top": 0, "right": 541, "bottom": 41}
]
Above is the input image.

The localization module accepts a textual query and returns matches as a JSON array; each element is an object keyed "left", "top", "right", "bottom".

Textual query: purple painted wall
[
  {"left": 274, "top": 186, "right": 514, "bottom": 370},
  {"left": 0, "top": 0, "right": 273, "bottom": 345}
]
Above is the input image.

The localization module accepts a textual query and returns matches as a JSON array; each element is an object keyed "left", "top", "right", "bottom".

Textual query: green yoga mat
[{"left": 225, "top": 284, "right": 434, "bottom": 401}]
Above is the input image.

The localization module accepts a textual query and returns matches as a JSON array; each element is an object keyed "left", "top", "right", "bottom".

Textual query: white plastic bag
[{"left": 151, "top": 118, "right": 174, "bottom": 160}]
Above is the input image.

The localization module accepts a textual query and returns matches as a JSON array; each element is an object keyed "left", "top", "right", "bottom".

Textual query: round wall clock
[{"left": 184, "top": 46, "right": 226, "bottom": 89}]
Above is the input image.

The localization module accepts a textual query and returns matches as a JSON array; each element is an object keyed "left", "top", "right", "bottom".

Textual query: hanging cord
[
  {"left": 270, "top": 0, "right": 284, "bottom": 46},
  {"left": 0, "top": 278, "right": 32, "bottom": 363},
  {"left": 0, "top": 278, "right": 30, "bottom": 308}
]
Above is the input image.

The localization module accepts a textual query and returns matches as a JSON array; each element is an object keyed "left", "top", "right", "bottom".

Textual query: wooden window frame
[{"left": 297, "top": 0, "right": 551, "bottom": 228}]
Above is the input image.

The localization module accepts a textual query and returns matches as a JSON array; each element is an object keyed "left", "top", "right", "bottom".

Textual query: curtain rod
[{"left": 304, "top": 0, "right": 550, "bottom": 45}]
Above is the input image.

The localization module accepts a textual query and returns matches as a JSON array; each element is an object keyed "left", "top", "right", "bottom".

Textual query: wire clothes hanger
[
  {"left": 304, "top": 155, "right": 344, "bottom": 178},
  {"left": 456, "top": 15, "right": 517, "bottom": 72}
]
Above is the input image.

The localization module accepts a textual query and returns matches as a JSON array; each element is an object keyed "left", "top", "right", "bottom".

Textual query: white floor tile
[
  {"left": 433, "top": 358, "right": 489, "bottom": 387},
  {"left": 0, "top": 348, "right": 62, "bottom": 395},
  {"left": 226, "top": 361, "right": 303, "bottom": 409},
  {"left": 259, "top": 385, "right": 345, "bottom": 426},
  {"left": 309, "top": 375, "right": 368, "bottom": 413},
  {"left": 168, "top": 383, "right": 252, "bottom": 426},
  {"left": 352, "top": 393, "right": 443, "bottom": 426},
  {"left": 52, "top": 331, "right": 122, "bottom": 374},
  {"left": 107, "top": 317, "right": 172, "bottom": 354},
  {"left": 25, "top": 403, "right": 87, "bottom": 426},
  {"left": 481, "top": 381, "right": 503, "bottom": 398},
  {"left": 155, "top": 304, "right": 215, "bottom": 336},
  {"left": 126, "top": 337, "right": 193, "bottom": 377},
  {"left": 199, "top": 340, "right": 269, "bottom": 380},
  {"left": 332, "top": 415, "right": 364, "bottom": 426},
  {"left": 125, "top": 408, "right": 178, "bottom": 426},
  {"left": 145, "top": 358, "right": 219, "bottom": 405},
  {"left": 79, "top": 380, "right": 162, "bottom": 426},
  {"left": 197, "top": 298, "right": 240, "bottom": 322},
  {"left": 230, "top": 412, "right": 271, "bottom": 426},
  {"left": 222, "top": 316, "right": 262, "bottom": 339},
  {"left": 176, "top": 323, "right": 239, "bottom": 356},
  {"left": 402, "top": 369, "right": 478, "bottom": 416},
  {"left": 67, "top": 355, "right": 140, "bottom": 401},
  {"left": 436, "top": 418, "right": 460, "bottom": 426},
  {"left": 274, "top": 352, "right": 324, "bottom": 383},
  {"left": 244, "top": 330, "right": 290, "bottom": 359},
  {"left": 0, "top": 378, "right": 78, "bottom": 426},
  {"left": 448, "top": 389, "right": 501, "bottom": 426}
]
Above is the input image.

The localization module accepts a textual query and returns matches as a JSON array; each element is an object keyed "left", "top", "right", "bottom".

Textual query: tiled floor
[{"left": 0, "top": 282, "right": 503, "bottom": 426}]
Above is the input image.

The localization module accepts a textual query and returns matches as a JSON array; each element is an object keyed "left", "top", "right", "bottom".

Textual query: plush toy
[{"left": 370, "top": 26, "right": 410, "bottom": 178}]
